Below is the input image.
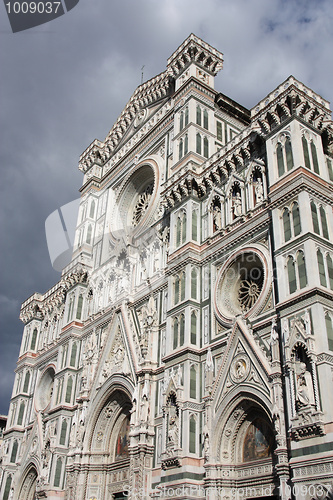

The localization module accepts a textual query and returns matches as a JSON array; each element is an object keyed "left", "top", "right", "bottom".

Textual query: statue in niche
[
  {"left": 296, "top": 362, "right": 315, "bottom": 408},
  {"left": 303, "top": 310, "right": 311, "bottom": 336},
  {"left": 212, "top": 203, "right": 222, "bottom": 231},
  {"left": 233, "top": 192, "right": 242, "bottom": 217},
  {"left": 202, "top": 424, "right": 210, "bottom": 461},
  {"left": 166, "top": 395, "right": 179, "bottom": 453},
  {"left": 255, "top": 178, "right": 264, "bottom": 204},
  {"left": 282, "top": 319, "right": 289, "bottom": 343},
  {"left": 270, "top": 318, "right": 278, "bottom": 342}
]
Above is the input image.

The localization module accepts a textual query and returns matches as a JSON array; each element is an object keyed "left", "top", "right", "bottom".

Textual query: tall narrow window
[
  {"left": 76, "top": 294, "right": 83, "bottom": 320},
  {"left": 179, "top": 139, "right": 183, "bottom": 160},
  {"left": 23, "top": 372, "right": 30, "bottom": 393},
  {"left": 327, "top": 255, "right": 333, "bottom": 290},
  {"left": 196, "top": 133, "right": 202, "bottom": 155},
  {"left": 191, "top": 268, "right": 197, "bottom": 299},
  {"left": 196, "top": 105, "right": 201, "bottom": 126},
  {"left": 174, "top": 276, "right": 180, "bottom": 304},
  {"left": 192, "top": 210, "right": 197, "bottom": 241},
  {"left": 203, "top": 137, "right": 209, "bottom": 158},
  {"left": 292, "top": 203, "right": 301, "bottom": 236},
  {"left": 311, "top": 201, "right": 320, "bottom": 234},
  {"left": 179, "top": 315, "right": 185, "bottom": 346},
  {"left": 217, "top": 121, "right": 223, "bottom": 142},
  {"left": 327, "top": 157, "right": 333, "bottom": 181},
  {"left": 89, "top": 199, "right": 95, "bottom": 218},
  {"left": 176, "top": 217, "right": 181, "bottom": 247},
  {"left": 184, "top": 135, "right": 188, "bottom": 155},
  {"left": 287, "top": 257, "right": 297, "bottom": 294},
  {"left": 277, "top": 143, "right": 285, "bottom": 176},
  {"left": 283, "top": 208, "right": 291, "bottom": 242},
  {"left": 191, "top": 312, "right": 197, "bottom": 344},
  {"left": 182, "top": 213, "right": 187, "bottom": 244},
  {"left": 61, "top": 345, "right": 68, "bottom": 369},
  {"left": 70, "top": 343, "right": 77, "bottom": 367},
  {"left": 285, "top": 138, "right": 294, "bottom": 171},
  {"left": 317, "top": 250, "right": 327, "bottom": 287},
  {"left": 30, "top": 328, "right": 37, "bottom": 351},
  {"left": 184, "top": 107, "right": 189, "bottom": 126},
  {"left": 59, "top": 420, "right": 68, "bottom": 446},
  {"left": 65, "top": 377, "right": 73, "bottom": 404},
  {"left": 326, "top": 314, "right": 333, "bottom": 351},
  {"left": 320, "top": 207, "right": 329, "bottom": 239},
  {"left": 17, "top": 402, "right": 25, "bottom": 426},
  {"left": 10, "top": 441, "right": 18, "bottom": 463},
  {"left": 190, "top": 366, "right": 197, "bottom": 399},
  {"left": 179, "top": 111, "right": 184, "bottom": 131},
  {"left": 173, "top": 318, "right": 179, "bottom": 350},
  {"left": 302, "top": 136, "right": 311, "bottom": 169},
  {"left": 180, "top": 272, "right": 185, "bottom": 301},
  {"left": 54, "top": 458, "right": 63, "bottom": 488},
  {"left": 311, "top": 141, "right": 320, "bottom": 174},
  {"left": 297, "top": 251, "right": 307, "bottom": 289},
  {"left": 203, "top": 109, "right": 209, "bottom": 130},
  {"left": 189, "top": 415, "right": 196, "bottom": 453},
  {"left": 3, "top": 475, "right": 12, "bottom": 500},
  {"left": 86, "top": 224, "right": 92, "bottom": 244}
]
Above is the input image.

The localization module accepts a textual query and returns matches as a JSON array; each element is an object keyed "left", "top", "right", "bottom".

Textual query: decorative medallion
[
  {"left": 230, "top": 354, "right": 250, "bottom": 383},
  {"left": 132, "top": 183, "right": 153, "bottom": 226}
]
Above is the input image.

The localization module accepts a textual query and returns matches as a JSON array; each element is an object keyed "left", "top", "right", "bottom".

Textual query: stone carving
[
  {"left": 282, "top": 319, "right": 289, "bottom": 343},
  {"left": 296, "top": 362, "right": 315, "bottom": 408},
  {"left": 270, "top": 318, "right": 278, "bottom": 342},
  {"left": 233, "top": 192, "right": 242, "bottom": 217},
  {"left": 255, "top": 178, "right": 264, "bottom": 204},
  {"left": 230, "top": 354, "right": 250, "bottom": 383}
]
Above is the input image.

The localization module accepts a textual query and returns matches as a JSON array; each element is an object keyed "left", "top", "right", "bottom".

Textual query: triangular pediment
[{"left": 212, "top": 318, "right": 271, "bottom": 414}]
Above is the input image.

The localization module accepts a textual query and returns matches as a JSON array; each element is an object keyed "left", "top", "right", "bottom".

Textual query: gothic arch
[{"left": 17, "top": 463, "right": 38, "bottom": 500}]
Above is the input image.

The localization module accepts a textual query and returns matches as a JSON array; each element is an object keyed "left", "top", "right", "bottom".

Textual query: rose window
[{"left": 132, "top": 184, "right": 153, "bottom": 226}]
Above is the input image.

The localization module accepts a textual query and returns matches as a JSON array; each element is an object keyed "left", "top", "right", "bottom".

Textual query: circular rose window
[
  {"left": 35, "top": 367, "right": 55, "bottom": 412},
  {"left": 214, "top": 247, "right": 271, "bottom": 325}
]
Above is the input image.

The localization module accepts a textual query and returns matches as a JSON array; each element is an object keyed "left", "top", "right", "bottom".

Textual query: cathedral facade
[{"left": 1, "top": 34, "right": 333, "bottom": 500}]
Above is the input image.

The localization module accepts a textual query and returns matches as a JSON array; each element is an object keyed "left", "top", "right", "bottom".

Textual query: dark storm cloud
[{"left": 1, "top": 0, "right": 332, "bottom": 414}]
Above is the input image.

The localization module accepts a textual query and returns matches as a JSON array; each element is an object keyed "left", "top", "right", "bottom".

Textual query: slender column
[
  {"left": 289, "top": 369, "right": 296, "bottom": 417},
  {"left": 311, "top": 361, "right": 321, "bottom": 411}
]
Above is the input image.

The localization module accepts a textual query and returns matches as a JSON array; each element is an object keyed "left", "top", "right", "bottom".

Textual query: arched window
[
  {"left": 327, "top": 157, "right": 333, "bottom": 181},
  {"left": 176, "top": 211, "right": 186, "bottom": 247},
  {"left": 17, "top": 402, "right": 25, "bottom": 426},
  {"left": 192, "top": 210, "right": 198, "bottom": 241},
  {"left": 191, "top": 268, "right": 197, "bottom": 299},
  {"left": 184, "top": 135, "right": 188, "bottom": 155},
  {"left": 189, "top": 415, "right": 196, "bottom": 453},
  {"left": 76, "top": 294, "right": 83, "bottom": 320},
  {"left": 325, "top": 313, "right": 333, "bottom": 351},
  {"left": 277, "top": 143, "right": 285, "bottom": 176},
  {"left": 287, "top": 257, "right": 297, "bottom": 294},
  {"left": 317, "top": 250, "right": 327, "bottom": 287},
  {"left": 320, "top": 206, "right": 329, "bottom": 239},
  {"left": 297, "top": 251, "right": 307, "bottom": 289},
  {"left": 311, "top": 201, "right": 320, "bottom": 234},
  {"left": 10, "top": 440, "right": 18, "bottom": 463},
  {"left": 180, "top": 272, "right": 185, "bottom": 301},
  {"left": 70, "top": 343, "right": 77, "bottom": 367},
  {"left": 23, "top": 371, "right": 30, "bottom": 393},
  {"left": 203, "top": 109, "right": 209, "bottom": 130},
  {"left": 3, "top": 475, "right": 12, "bottom": 500},
  {"left": 59, "top": 419, "right": 67, "bottom": 446},
  {"left": 184, "top": 107, "right": 189, "bottom": 126},
  {"left": 292, "top": 203, "right": 301, "bottom": 236},
  {"left": 86, "top": 224, "right": 92, "bottom": 244},
  {"left": 311, "top": 141, "right": 320, "bottom": 174},
  {"left": 179, "top": 314, "right": 185, "bottom": 346},
  {"left": 89, "top": 199, "right": 95, "bottom": 218},
  {"left": 30, "top": 328, "right": 37, "bottom": 351},
  {"left": 174, "top": 276, "right": 180, "bottom": 304},
  {"left": 196, "top": 133, "right": 202, "bottom": 155},
  {"left": 283, "top": 208, "right": 291, "bottom": 242},
  {"left": 173, "top": 318, "right": 179, "bottom": 350},
  {"left": 190, "top": 365, "right": 197, "bottom": 398},
  {"left": 179, "top": 138, "right": 183, "bottom": 159},
  {"left": 54, "top": 457, "right": 63, "bottom": 487},
  {"left": 65, "top": 377, "right": 73, "bottom": 404},
  {"left": 285, "top": 138, "right": 294, "bottom": 171},
  {"left": 203, "top": 137, "right": 209, "bottom": 158},
  {"left": 302, "top": 136, "right": 311, "bottom": 169},
  {"left": 179, "top": 111, "right": 184, "bottom": 131},
  {"left": 191, "top": 311, "right": 197, "bottom": 344},
  {"left": 327, "top": 255, "right": 333, "bottom": 289},
  {"left": 61, "top": 345, "right": 68, "bottom": 369},
  {"left": 196, "top": 105, "right": 201, "bottom": 126}
]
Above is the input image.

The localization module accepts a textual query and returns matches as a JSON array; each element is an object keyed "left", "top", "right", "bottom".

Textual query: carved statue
[
  {"left": 233, "top": 192, "right": 242, "bottom": 217},
  {"left": 167, "top": 414, "right": 179, "bottom": 449},
  {"left": 270, "top": 318, "right": 278, "bottom": 342},
  {"left": 282, "top": 318, "right": 289, "bottom": 343},
  {"left": 303, "top": 310, "right": 311, "bottom": 336},
  {"left": 212, "top": 204, "right": 222, "bottom": 230},
  {"left": 296, "top": 362, "right": 315, "bottom": 407},
  {"left": 255, "top": 178, "right": 264, "bottom": 204}
]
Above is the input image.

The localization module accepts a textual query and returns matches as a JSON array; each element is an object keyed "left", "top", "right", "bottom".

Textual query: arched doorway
[{"left": 18, "top": 466, "right": 38, "bottom": 500}]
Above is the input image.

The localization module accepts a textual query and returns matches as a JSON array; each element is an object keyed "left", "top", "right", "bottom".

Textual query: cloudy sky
[{"left": 0, "top": 0, "right": 332, "bottom": 415}]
